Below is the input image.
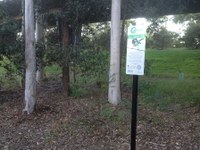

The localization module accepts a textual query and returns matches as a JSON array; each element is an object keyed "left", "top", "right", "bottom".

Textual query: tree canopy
[{"left": 1, "top": 0, "right": 200, "bottom": 24}]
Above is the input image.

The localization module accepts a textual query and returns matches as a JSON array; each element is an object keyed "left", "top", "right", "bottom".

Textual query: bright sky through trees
[
  {"left": 135, "top": 15, "right": 186, "bottom": 36},
  {"left": 166, "top": 15, "right": 186, "bottom": 36}
]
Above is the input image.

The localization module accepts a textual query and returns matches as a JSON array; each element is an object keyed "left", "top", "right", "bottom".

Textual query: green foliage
[
  {"left": 78, "top": 49, "right": 109, "bottom": 85},
  {"left": 173, "top": 13, "right": 200, "bottom": 49},
  {"left": 45, "top": 33, "right": 61, "bottom": 65},
  {"left": 56, "top": 0, "right": 110, "bottom": 26},
  {"left": 70, "top": 84, "right": 88, "bottom": 98},
  {"left": 93, "top": 29, "right": 110, "bottom": 51},
  {"left": 0, "top": 72, "right": 21, "bottom": 90},
  {"left": 147, "top": 16, "right": 168, "bottom": 34},
  {"left": 45, "top": 26, "right": 80, "bottom": 69},
  {"left": 0, "top": 41, "right": 24, "bottom": 76},
  {"left": 0, "top": 6, "right": 23, "bottom": 77},
  {"left": 36, "top": 41, "right": 45, "bottom": 67},
  {"left": 147, "top": 17, "right": 180, "bottom": 49},
  {"left": 45, "top": 30, "right": 73, "bottom": 66},
  {"left": 184, "top": 23, "right": 200, "bottom": 49},
  {"left": 173, "top": 13, "right": 200, "bottom": 24},
  {"left": 81, "top": 22, "right": 110, "bottom": 50},
  {"left": 147, "top": 27, "right": 179, "bottom": 49},
  {"left": 45, "top": 65, "right": 62, "bottom": 78}
]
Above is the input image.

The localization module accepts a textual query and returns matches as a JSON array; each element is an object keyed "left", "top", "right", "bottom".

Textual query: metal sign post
[
  {"left": 126, "top": 23, "right": 147, "bottom": 150},
  {"left": 131, "top": 75, "right": 138, "bottom": 150}
]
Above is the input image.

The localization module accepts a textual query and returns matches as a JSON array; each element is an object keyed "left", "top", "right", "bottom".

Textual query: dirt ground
[{"left": 0, "top": 82, "right": 200, "bottom": 150}]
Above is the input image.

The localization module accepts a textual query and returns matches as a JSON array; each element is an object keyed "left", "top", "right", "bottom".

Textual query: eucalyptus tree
[
  {"left": 24, "top": 0, "right": 36, "bottom": 114},
  {"left": 108, "top": 0, "right": 121, "bottom": 105}
]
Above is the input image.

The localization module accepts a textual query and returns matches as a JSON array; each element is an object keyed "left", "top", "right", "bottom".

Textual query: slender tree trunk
[
  {"left": 72, "top": 30, "right": 77, "bottom": 83},
  {"left": 108, "top": 0, "right": 121, "bottom": 105},
  {"left": 121, "top": 0, "right": 127, "bottom": 55},
  {"left": 62, "top": 63, "right": 70, "bottom": 95},
  {"left": 36, "top": 7, "right": 45, "bottom": 84},
  {"left": 21, "top": 0, "right": 25, "bottom": 89},
  {"left": 72, "top": 24, "right": 82, "bottom": 83},
  {"left": 21, "top": 0, "right": 25, "bottom": 47},
  {"left": 24, "top": 0, "right": 36, "bottom": 114},
  {"left": 62, "top": 20, "right": 70, "bottom": 96}
]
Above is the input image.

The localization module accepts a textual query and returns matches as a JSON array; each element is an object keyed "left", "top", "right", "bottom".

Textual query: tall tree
[
  {"left": 24, "top": 0, "right": 36, "bottom": 114},
  {"left": 108, "top": 0, "right": 121, "bottom": 105},
  {"left": 21, "top": 0, "right": 25, "bottom": 88},
  {"left": 61, "top": 19, "right": 70, "bottom": 96}
]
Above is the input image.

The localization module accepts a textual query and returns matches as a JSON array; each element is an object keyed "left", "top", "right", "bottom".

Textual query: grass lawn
[
  {"left": 121, "top": 48, "right": 200, "bottom": 109},
  {"left": 137, "top": 48, "right": 200, "bottom": 109},
  {"left": 146, "top": 48, "right": 200, "bottom": 78}
]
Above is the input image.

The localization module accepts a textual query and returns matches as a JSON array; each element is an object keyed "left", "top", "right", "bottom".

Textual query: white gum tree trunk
[
  {"left": 24, "top": 0, "right": 36, "bottom": 114},
  {"left": 36, "top": 8, "right": 45, "bottom": 84},
  {"left": 108, "top": 0, "right": 122, "bottom": 105}
]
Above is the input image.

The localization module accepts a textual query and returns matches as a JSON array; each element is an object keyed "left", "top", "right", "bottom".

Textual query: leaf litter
[{"left": 0, "top": 81, "right": 199, "bottom": 150}]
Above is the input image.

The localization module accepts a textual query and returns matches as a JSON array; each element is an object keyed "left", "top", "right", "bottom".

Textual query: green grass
[
  {"left": 139, "top": 77, "right": 200, "bottom": 110},
  {"left": 140, "top": 48, "right": 200, "bottom": 109},
  {"left": 45, "top": 65, "right": 62, "bottom": 77},
  {"left": 121, "top": 48, "right": 200, "bottom": 109},
  {"left": 146, "top": 48, "right": 200, "bottom": 78}
]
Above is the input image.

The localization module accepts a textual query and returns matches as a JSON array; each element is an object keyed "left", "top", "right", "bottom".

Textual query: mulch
[{"left": 0, "top": 82, "right": 199, "bottom": 150}]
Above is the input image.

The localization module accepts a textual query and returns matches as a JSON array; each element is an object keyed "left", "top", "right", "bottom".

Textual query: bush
[{"left": 184, "top": 23, "right": 200, "bottom": 49}]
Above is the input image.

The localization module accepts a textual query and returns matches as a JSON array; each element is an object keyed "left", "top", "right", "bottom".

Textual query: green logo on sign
[{"left": 130, "top": 27, "right": 136, "bottom": 34}]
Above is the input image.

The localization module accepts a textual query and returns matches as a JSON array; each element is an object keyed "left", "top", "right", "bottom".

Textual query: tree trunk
[
  {"left": 62, "top": 20, "right": 70, "bottom": 96},
  {"left": 121, "top": 0, "right": 127, "bottom": 54},
  {"left": 21, "top": 0, "right": 25, "bottom": 89},
  {"left": 108, "top": 0, "right": 122, "bottom": 105},
  {"left": 21, "top": 0, "right": 25, "bottom": 43},
  {"left": 72, "top": 24, "right": 82, "bottom": 83},
  {"left": 24, "top": 0, "right": 36, "bottom": 114},
  {"left": 36, "top": 7, "right": 45, "bottom": 84},
  {"left": 62, "top": 64, "right": 70, "bottom": 95}
]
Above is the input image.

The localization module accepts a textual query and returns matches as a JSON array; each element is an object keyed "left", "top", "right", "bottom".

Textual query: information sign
[{"left": 126, "top": 24, "right": 147, "bottom": 75}]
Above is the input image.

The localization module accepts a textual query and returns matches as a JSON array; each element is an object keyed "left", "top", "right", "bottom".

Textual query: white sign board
[{"left": 126, "top": 24, "right": 147, "bottom": 75}]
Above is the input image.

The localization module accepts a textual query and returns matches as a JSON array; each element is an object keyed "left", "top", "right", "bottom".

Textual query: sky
[
  {"left": 135, "top": 15, "right": 186, "bottom": 36},
  {"left": 165, "top": 15, "right": 186, "bottom": 36}
]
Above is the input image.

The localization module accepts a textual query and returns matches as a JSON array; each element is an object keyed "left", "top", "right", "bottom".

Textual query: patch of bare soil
[{"left": 0, "top": 82, "right": 199, "bottom": 150}]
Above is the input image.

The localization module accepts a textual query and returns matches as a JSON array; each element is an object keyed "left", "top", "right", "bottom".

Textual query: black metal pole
[{"left": 131, "top": 75, "right": 139, "bottom": 150}]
